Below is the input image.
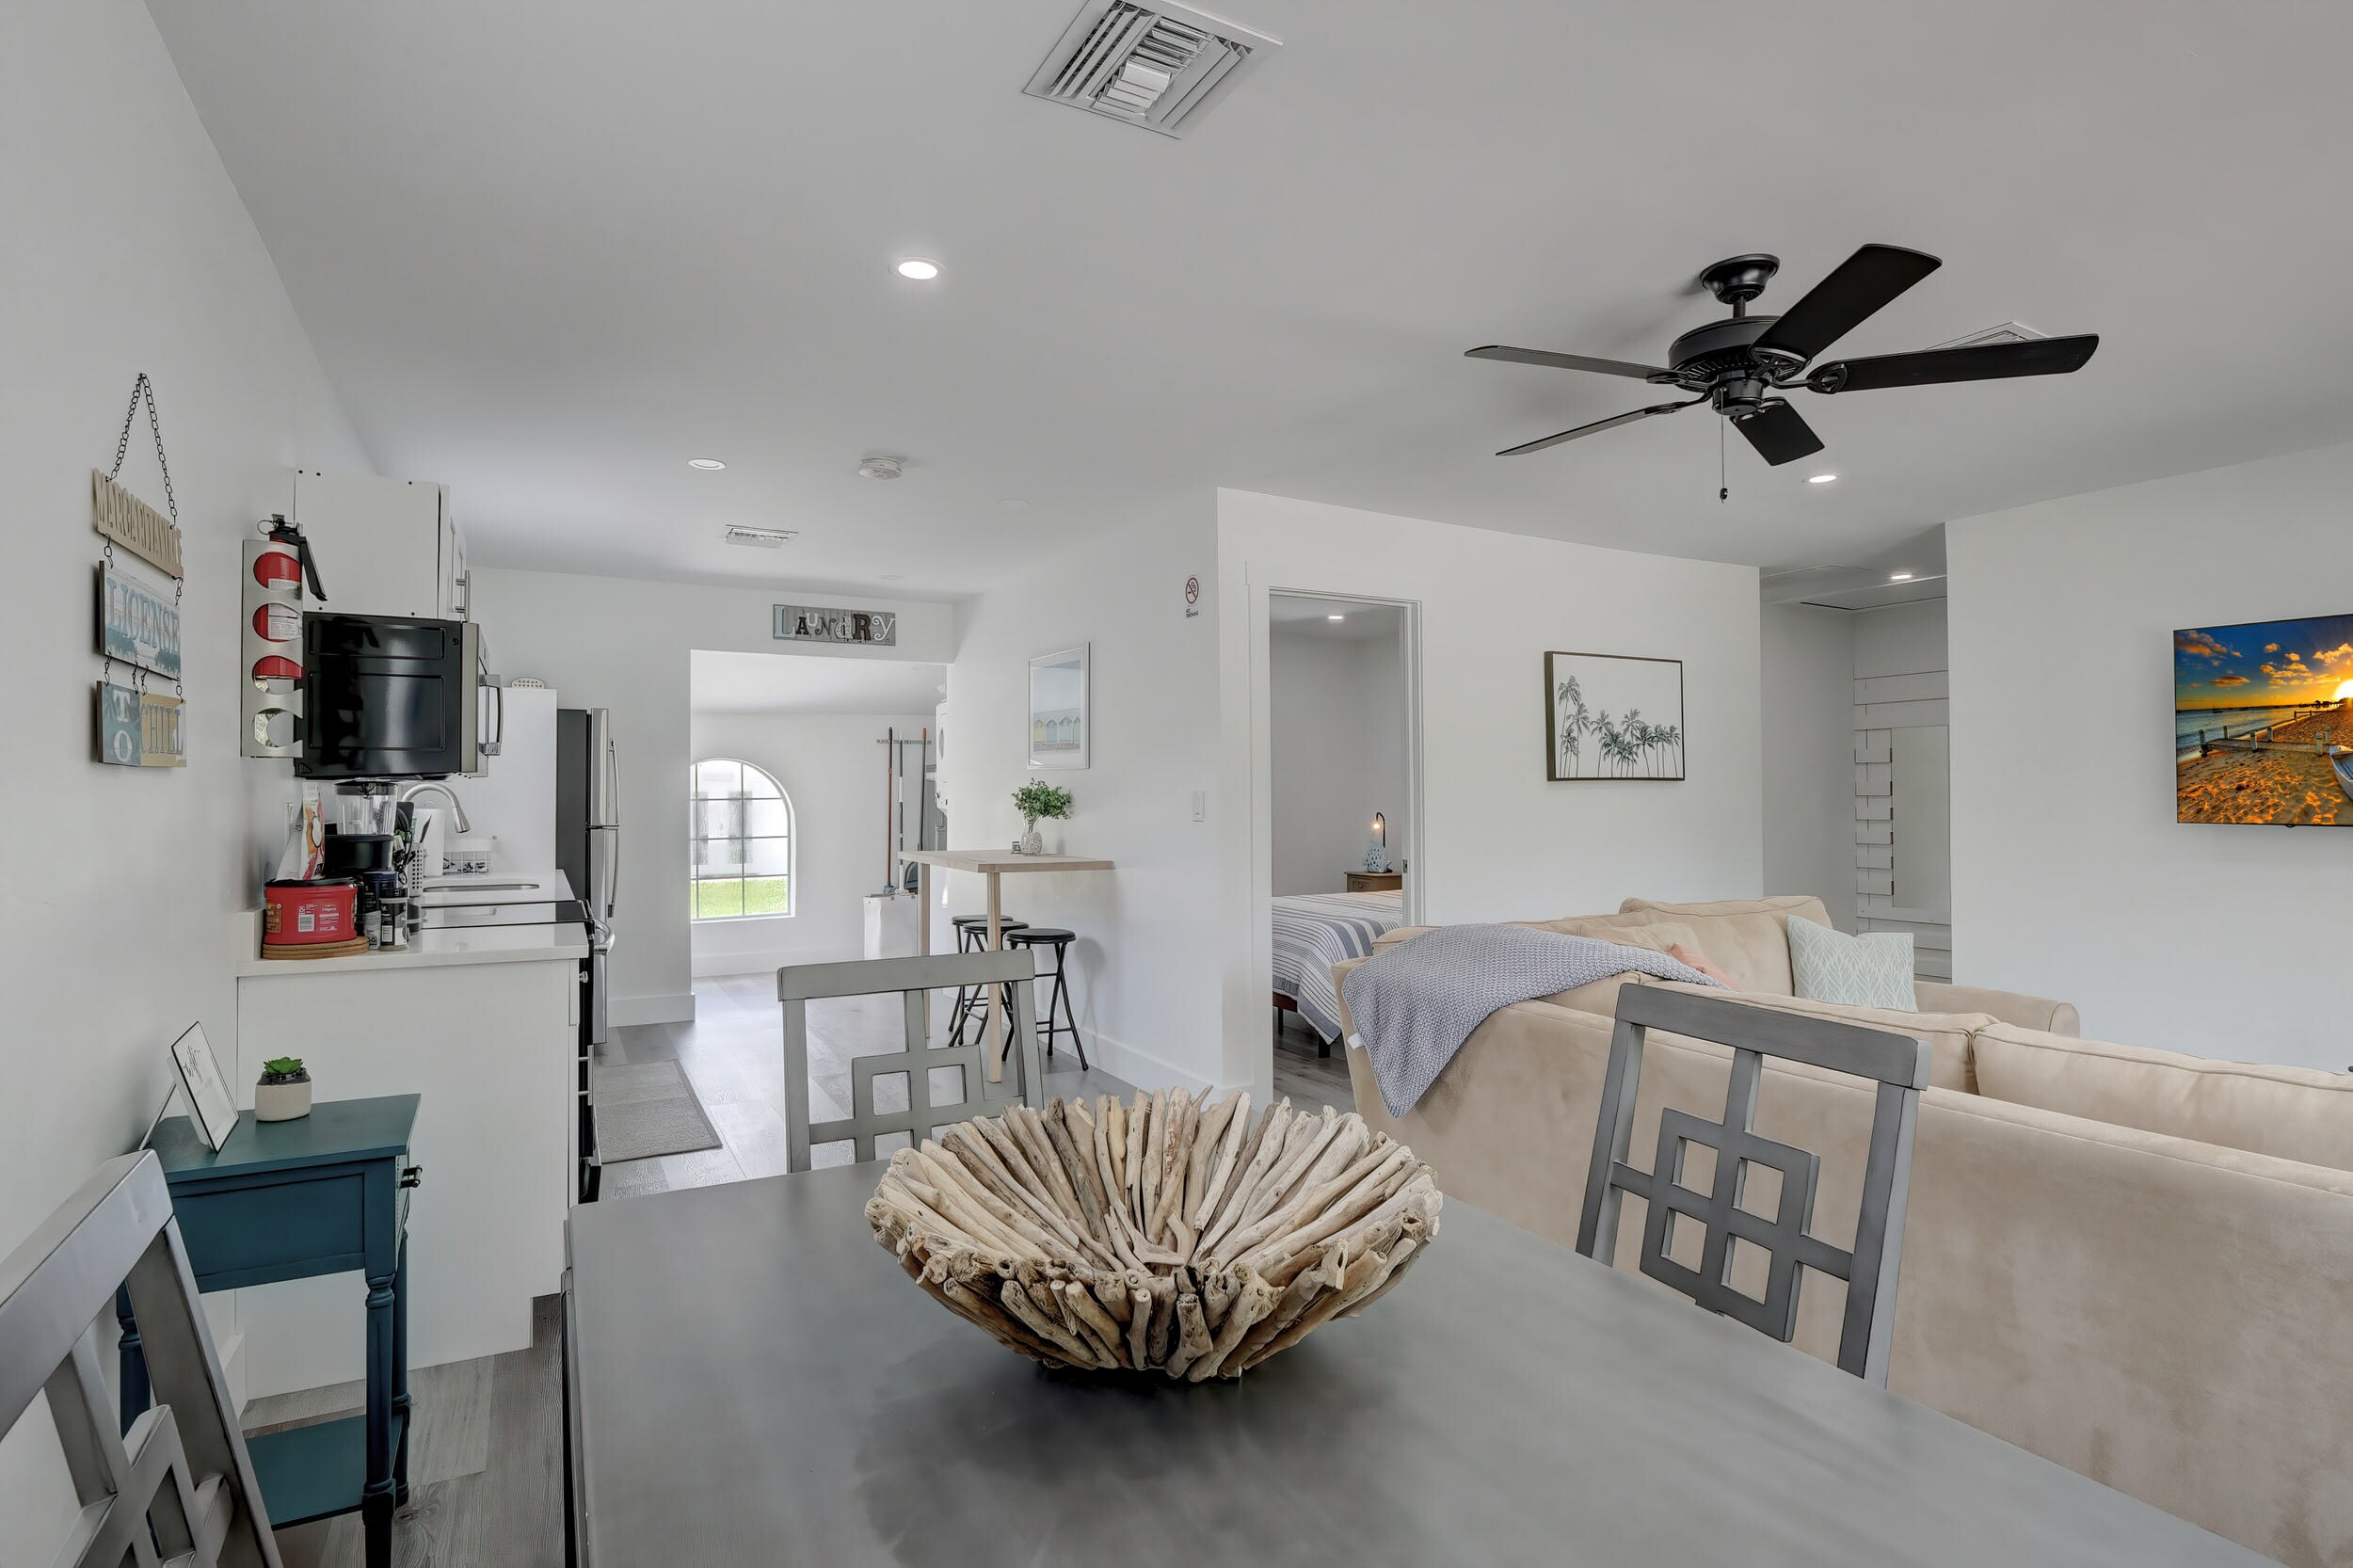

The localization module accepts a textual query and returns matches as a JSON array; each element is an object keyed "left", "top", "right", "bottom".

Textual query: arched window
[{"left": 690, "top": 759, "right": 792, "bottom": 920}]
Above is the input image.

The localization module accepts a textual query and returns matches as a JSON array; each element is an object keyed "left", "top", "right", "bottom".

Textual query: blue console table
[{"left": 119, "top": 1094, "right": 420, "bottom": 1568}]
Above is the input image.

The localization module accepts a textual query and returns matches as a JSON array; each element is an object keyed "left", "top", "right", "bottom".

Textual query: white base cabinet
[{"left": 231, "top": 949, "right": 576, "bottom": 1396}]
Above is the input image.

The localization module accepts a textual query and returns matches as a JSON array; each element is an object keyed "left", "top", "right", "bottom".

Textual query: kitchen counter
[
  {"left": 236, "top": 868, "right": 586, "bottom": 975},
  {"left": 230, "top": 864, "right": 585, "bottom": 1400},
  {"left": 234, "top": 916, "right": 587, "bottom": 976}
]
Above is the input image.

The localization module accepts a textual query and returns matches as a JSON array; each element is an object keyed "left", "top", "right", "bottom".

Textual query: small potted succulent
[
  {"left": 1010, "top": 779, "right": 1074, "bottom": 856},
  {"left": 255, "top": 1056, "right": 313, "bottom": 1123}
]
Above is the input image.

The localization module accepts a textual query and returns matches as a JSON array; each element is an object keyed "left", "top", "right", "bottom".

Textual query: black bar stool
[
  {"left": 948, "top": 916, "right": 1027, "bottom": 1046},
  {"left": 1004, "top": 927, "right": 1085, "bottom": 1069}
]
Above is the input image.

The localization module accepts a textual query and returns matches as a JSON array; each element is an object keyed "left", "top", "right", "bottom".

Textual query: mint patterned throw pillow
[{"left": 1786, "top": 917, "right": 1917, "bottom": 1012}]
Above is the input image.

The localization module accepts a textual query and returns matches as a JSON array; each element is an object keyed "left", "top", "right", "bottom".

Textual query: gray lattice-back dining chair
[
  {"left": 780, "top": 950, "right": 1047, "bottom": 1171},
  {"left": 1, "top": 1151, "right": 280, "bottom": 1568},
  {"left": 1576, "top": 985, "right": 1931, "bottom": 1384}
]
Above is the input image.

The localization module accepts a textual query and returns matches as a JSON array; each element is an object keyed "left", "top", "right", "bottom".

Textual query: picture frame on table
[{"left": 168, "top": 1021, "right": 239, "bottom": 1152}]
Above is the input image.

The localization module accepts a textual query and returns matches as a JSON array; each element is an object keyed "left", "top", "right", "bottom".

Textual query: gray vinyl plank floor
[
  {"left": 256, "top": 1295, "right": 563, "bottom": 1568},
  {"left": 604, "top": 975, "right": 1141, "bottom": 1187},
  {"left": 1273, "top": 1014, "right": 1355, "bottom": 1115}
]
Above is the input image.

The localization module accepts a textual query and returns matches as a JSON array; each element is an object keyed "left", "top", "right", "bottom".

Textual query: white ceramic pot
[{"left": 254, "top": 1079, "right": 313, "bottom": 1122}]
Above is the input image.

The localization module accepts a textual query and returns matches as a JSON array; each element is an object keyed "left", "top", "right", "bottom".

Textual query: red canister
[{"left": 264, "top": 878, "right": 357, "bottom": 944}]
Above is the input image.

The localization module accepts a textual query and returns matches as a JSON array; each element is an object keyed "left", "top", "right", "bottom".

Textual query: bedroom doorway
[{"left": 1266, "top": 592, "right": 1416, "bottom": 1107}]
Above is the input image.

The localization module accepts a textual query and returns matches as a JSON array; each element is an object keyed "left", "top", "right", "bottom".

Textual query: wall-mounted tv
[{"left": 2175, "top": 613, "right": 2353, "bottom": 825}]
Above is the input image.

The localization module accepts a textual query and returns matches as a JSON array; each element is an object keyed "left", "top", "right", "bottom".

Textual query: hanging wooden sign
[
  {"left": 97, "top": 562, "right": 181, "bottom": 681},
  {"left": 773, "top": 603, "right": 897, "bottom": 646},
  {"left": 91, "top": 469, "right": 184, "bottom": 579},
  {"left": 96, "top": 682, "right": 186, "bottom": 768}
]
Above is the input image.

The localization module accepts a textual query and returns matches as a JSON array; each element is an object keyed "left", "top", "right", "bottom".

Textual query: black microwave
[{"left": 296, "top": 613, "right": 502, "bottom": 778}]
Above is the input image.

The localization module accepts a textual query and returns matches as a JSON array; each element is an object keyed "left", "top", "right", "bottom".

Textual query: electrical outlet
[{"left": 1191, "top": 790, "right": 1205, "bottom": 823}]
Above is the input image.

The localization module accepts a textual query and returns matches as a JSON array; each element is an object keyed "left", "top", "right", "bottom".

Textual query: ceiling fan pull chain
[{"left": 1719, "top": 417, "right": 1728, "bottom": 503}]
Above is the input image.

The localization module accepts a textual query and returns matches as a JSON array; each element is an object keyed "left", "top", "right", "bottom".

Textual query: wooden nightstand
[{"left": 1345, "top": 872, "right": 1402, "bottom": 892}]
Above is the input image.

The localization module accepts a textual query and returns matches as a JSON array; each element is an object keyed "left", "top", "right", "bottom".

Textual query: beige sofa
[{"left": 1334, "top": 896, "right": 2353, "bottom": 1568}]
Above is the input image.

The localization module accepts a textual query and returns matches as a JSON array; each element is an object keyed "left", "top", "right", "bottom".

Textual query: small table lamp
[{"left": 1362, "top": 811, "right": 1389, "bottom": 873}]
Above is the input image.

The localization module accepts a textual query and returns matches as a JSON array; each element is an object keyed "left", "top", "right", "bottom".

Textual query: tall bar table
[{"left": 903, "top": 850, "right": 1114, "bottom": 1079}]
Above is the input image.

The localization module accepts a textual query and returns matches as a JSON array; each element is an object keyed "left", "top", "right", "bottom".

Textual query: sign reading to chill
[{"left": 773, "top": 603, "right": 897, "bottom": 647}]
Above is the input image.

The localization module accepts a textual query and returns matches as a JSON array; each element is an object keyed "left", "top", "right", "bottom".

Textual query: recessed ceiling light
[
  {"left": 688, "top": 457, "right": 727, "bottom": 471},
  {"left": 723, "top": 524, "right": 797, "bottom": 550},
  {"left": 1806, "top": 472, "right": 1837, "bottom": 485},
  {"left": 858, "top": 456, "right": 905, "bottom": 480},
  {"left": 894, "top": 258, "right": 940, "bottom": 280},
  {"left": 1327, "top": 614, "right": 1346, "bottom": 622},
  {"left": 1889, "top": 571, "right": 1914, "bottom": 582}
]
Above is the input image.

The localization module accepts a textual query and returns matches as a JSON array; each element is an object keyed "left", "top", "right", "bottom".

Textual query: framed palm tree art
[{"left": 1545, "top": 650, "right": 1686, "bottom": 781}]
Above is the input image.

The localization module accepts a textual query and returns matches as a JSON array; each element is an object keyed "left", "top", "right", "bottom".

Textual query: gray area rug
[{"left": 590, "top": 1059, "right": 722, "bottom": 1163}]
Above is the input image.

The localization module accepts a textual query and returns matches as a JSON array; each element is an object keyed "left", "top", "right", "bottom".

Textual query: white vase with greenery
[{"left": 1011, "top": 779, "right": 1073, "bottom": 856}]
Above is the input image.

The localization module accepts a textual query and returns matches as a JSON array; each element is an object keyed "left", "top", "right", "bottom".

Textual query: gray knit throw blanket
[{"left": 1339, "top": 924, "right": 1724, "bottom": 1116}]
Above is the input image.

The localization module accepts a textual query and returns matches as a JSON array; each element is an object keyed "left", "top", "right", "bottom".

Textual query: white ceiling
[
  {"left": 690, "top": 649, "right": 945, "bottom": 715},
  {"left": 1272, "top": 593, "right": 1404, "bottom": 641},
  {"left": 148, "top": 1, "right": 2353, "bottom": 596}
]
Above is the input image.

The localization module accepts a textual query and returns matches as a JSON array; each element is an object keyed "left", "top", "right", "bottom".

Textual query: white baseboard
[
  {"left": 609, "top": 992, "right": 696, "bottom": 1027},
  {"left": 1080, "top": 1031, "right": 1214, "bottom": 1095}
]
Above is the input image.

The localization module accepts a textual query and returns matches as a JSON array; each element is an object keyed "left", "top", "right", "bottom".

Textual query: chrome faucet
[{"left": 392, "top": 779, "right": 472, "bottom": 835}]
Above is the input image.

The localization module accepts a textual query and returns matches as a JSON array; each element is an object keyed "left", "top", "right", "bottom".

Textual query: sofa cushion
[
  {"left": 1609, "top": 895, "right": 1834, "bottom": 996},
  {"left": 1974, "top": 1023, "right": 2353, "bottom": 1176},
  {"left": 1786, "top": 917, "right": 1918, "bottom": 1012},
  {"left": 1653, "top": 982, "right": 1983, "bottom": 1093}
]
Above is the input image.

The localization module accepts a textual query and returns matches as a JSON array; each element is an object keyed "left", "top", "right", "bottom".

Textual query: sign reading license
[
  {"left": 96, "top": 682, "right": 186, "bottom": 768},
  {"left": 98, "top": 563, "right": 181, "bottom": 680},
  {"left": 773, "top": 603, "right": 897, "bottom": 647}
]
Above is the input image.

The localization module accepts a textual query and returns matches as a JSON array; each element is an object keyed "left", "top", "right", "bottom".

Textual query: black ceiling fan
[{"left": 1466, "top": 245, "right": 2098, "bottom": 466}]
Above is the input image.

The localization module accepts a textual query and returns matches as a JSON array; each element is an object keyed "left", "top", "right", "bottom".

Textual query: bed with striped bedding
[{"left": 1272, "top": 889, "right": 1404, "bottom": 1042}]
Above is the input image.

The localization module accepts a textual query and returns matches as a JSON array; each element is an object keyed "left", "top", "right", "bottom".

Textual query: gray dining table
[{"left": 564, "top": 1162, "right": 2274, "bottom": 1567}]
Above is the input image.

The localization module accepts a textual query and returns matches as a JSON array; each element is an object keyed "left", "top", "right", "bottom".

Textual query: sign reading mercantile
[
  {"left": 773, "top": 604, "right": 896, "bottom": 646},
  {"left": 95, "top": 682, "right": 185, "bottom": 768}
]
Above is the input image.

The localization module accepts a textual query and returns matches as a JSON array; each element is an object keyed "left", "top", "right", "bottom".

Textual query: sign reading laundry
[
  {"left": 90, "top": 468, "right": 184, "bottom": 579},
  {"left": 95, "top": 682, "right": 186, "bottom": 768},
  {"left": 98, "top": 563, "right": 181, "bottom": 680},
  {"left": 772, "top": 604, "right": 896, "bottom": 646}
]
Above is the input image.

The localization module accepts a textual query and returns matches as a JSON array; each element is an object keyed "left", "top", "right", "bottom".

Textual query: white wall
[
  {"left": 1217, "top": 489, "right": 1765, "bottom": 1091},
  {"left": 687, "top": 710, "right": 936, "bottom": 974},
  {"left": 937, "top": 497, "right": 1224, "bottom": 1091},
  {"left": 0, "top": 0, "right": 369, "bottom": 1548},
  {"left": 1949, "top": 440, "right": 2353, "bottom": 1064},
  {"left": 1760, "top": 602, "right": 1857, "bottom": 930},
  {"left": 1270, "top": 627, "right": 1407, "bottom": 894},
  {"left": 468, "top": 568, "right": 952, "bottom": 1023}
]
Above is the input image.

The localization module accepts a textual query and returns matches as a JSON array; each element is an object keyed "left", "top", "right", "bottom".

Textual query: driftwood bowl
[{"left": 866, "top": 1091, "right": 1441, "bottom": 1381}]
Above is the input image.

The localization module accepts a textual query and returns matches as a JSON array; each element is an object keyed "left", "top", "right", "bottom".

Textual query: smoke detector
[
  {"left": 1024, "top": 2, "right": 1278, "bottom": 138},
  {"left": 858, "top": 456, "right": 906, "bottom": 480},
  {"left": 724, "top": 525, "right": 798, "bottom": 550}
]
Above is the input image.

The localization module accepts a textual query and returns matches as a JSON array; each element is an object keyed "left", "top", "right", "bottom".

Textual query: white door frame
[{"left": 1228, "top": 567, "right": 1426, "bottom": 1097}]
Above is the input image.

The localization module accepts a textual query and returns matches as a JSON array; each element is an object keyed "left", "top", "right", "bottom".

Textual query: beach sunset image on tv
[{"left": 2175, "top": 613, "right": 2353, "bottom": 825}]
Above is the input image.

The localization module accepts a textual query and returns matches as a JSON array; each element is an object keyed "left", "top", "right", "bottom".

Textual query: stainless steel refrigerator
[{"left": 556, "top": 708, "right": 619, "bottom": 1045}]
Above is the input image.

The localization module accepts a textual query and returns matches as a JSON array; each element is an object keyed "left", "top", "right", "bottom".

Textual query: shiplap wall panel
[{"left": 1853, "top": 645, "right": 1952, "bottom": 982}]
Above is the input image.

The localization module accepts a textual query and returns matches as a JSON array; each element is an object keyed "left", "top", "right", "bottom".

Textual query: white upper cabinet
[{"left": 291, "top": 471, "right": 468, "bottom": 620}]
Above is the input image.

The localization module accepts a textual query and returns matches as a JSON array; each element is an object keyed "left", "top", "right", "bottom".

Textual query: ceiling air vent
[
  {"left": 724, "top": 525, "right": 798, "bottom": 550},
  {"left": 1024, "top": 1, "right": 1279, "bottom": 138},
  {"left": 1930, "top": 321, "right": 2049, "bottom": 350}
]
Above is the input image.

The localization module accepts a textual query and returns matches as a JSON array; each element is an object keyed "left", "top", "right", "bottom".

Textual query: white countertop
[{"left": 237, "top": 868, "right": 588, "bottom": 977}]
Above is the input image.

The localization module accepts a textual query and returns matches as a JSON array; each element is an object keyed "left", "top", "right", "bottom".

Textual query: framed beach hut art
[
  {"left": 1545, "top": 650, "right": 1685, "bottom": 781},
  {"left": 1028, "top": 645, "right": 1089, "bottom": 770}
]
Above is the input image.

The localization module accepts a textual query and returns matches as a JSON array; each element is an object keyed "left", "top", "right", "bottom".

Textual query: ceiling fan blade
[
  {"left": 1753, "top": 245, "right": 1942, "bottom": 364},
  {"left": 1732, "top": 400, "right": 1825, "bottom": 467},
  {"left": 1496, "top": 399, "right": 1699, "bottom": 456},
  {"left": 1807, "top": 333, "right": 2099, "bottom": 393},
  {"left": 1466, "top": 344, "right": 1675, "bottom": 381}
]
